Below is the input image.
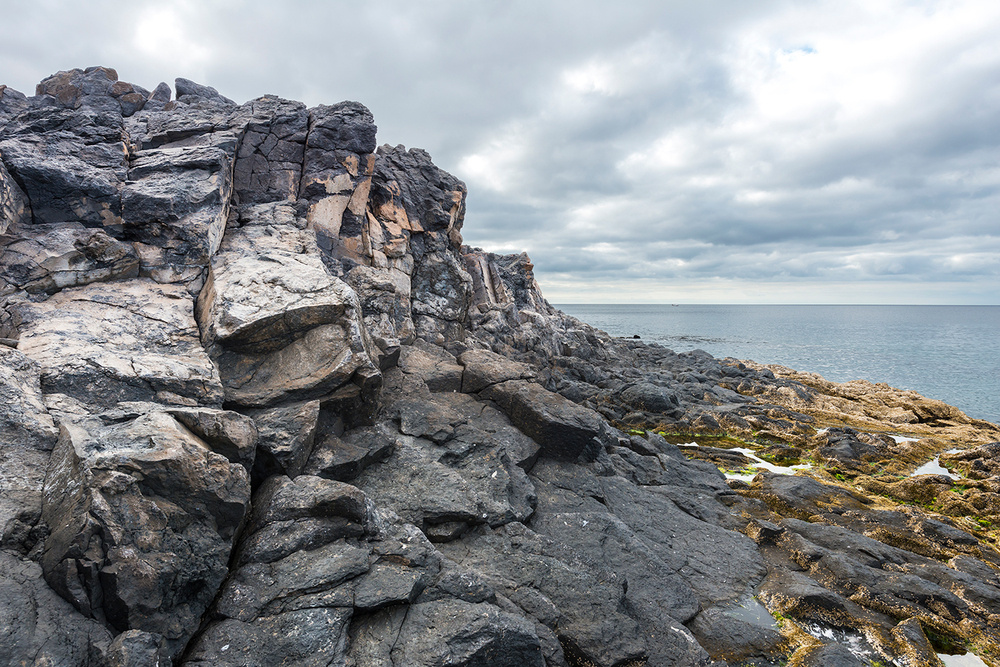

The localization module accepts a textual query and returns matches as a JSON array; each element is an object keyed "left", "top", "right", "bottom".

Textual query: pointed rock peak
[{"left": 175, "top": 77, "right": 236, "bottom": 106}]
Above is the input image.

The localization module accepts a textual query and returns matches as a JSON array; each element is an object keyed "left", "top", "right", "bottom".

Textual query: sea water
[{"left": 556, "top": 305, "right": 1000, "bottom": 425}]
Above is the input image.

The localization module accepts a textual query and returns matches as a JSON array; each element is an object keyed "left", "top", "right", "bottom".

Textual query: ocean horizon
[{"left": 556, "top": 304, "right": 1000, "bottom": 426}]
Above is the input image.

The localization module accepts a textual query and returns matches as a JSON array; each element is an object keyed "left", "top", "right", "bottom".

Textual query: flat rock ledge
[{"left": 2, "top": 68, "right": 999, "bottom": 667}]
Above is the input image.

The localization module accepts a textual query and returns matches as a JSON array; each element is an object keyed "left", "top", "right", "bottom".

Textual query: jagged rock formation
[{"left": 2, "top": 67, "right": 1000, "bottom": 667}]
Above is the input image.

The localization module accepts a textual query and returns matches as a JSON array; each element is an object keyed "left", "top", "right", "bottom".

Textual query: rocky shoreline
[{"left": 2, "top": 67, "right": 998, "bottom": 667}]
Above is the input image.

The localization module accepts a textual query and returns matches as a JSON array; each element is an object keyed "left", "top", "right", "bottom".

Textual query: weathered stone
[
  {"left": 345, "top": 263, "right": 416, "bottom": 348},
  {"left": 235, "top": 475, "right": 372, "bottom": 565},
  {"left": 299, "top": 103, "right": 377, "bottom": 271},
  {"left": 371, "top": 145, "right": 466, "bottom": 236},
  {"left": 40, "top": 407, "right": 251, "bottom": 659},
  {"left": 532, "top": 460, "right": 767, "bottom": 608},
  {"left": 0, "top": 552, "right": 113, "bottom": 667},
  {"left": 187, "top": 473, "right": 446, "bottom": 667},
  {"left": 175, "top": 77, "right": 237, "bottom": 106},
  {"left": 305, "top": 425, "right": 397, "bottom": 482},
  {"left": 13, "top": 279, "right": 224, "bottom": 408},
  {"left": 183, "top": 608, "right": 353, "bottom": 667},
  {"left": 123, "top": 143, "right": 235, "bottom": 284},
  {"left": 197, "top": 214, "right": 379, "bottom": 407},
  {"left": 106, "top": 630, "right": 171, "bottom": 667},
  {"left": 399, "top": 340, "right": 464, "bottom": 392},
  {"left": 165, "top": 405, "right": 259, "bottom": 472},
  {"left": 0, "top": 84, "right": 29, "bottom": 125},
  {"left": 482, "top": 379, "right": 607, "bottom": 462},
  {"left": 619, "top": 381, "right": 684, "bottom": 417},
  {"left": 127, "top": 97, "right": 238, "bottom": 150},
  {"left": 233, "top": 95, "right": 308, "bottom": 205},
  {"left": 459, "top": 347, "right": 536, "bottom": 394},
  {"left": 142, "top": 82, "right": 172, "bottom": 113},
  {"left": 0, "top": 222, "right": 139, "bottom": 294},
  {"left": 0, "top": 157, "right": 29, "bottom": 234},
  {"left": 0, "top": 105, "right": 127, "bottom": 228},
  {"left": 438, "top": 522, "right": 710, "bottom": 667},
  {"left": 386, "top": 598, "right": 546, "bottom": 667},
  {"left": 0, "top": 347, "right": 57, "bottom": 552},
  {"left": 6, "top": 66, "right": 1000, "bottom": 666},
  {"left": 352, "top": 428, "right": 535, "bottom": 535},
  {"left": 35, "top": 67, "right": 121, "bottom": 112},
  {"left": 246, "top": 400, "right": 320, "bottom": 479}
]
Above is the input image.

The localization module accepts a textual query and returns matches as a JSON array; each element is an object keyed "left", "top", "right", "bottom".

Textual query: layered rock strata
[{"left": 2, "top": 67, "right": 999, "bottom": 667}]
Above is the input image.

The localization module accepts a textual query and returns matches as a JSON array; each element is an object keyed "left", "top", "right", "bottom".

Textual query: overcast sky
[{"left": 2, "top": 0, "right": 998, "bottom": 304}]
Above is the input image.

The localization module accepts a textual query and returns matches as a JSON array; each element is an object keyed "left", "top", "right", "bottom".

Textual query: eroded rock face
[
  {"left": 4, "top": 67, "right": 1000, "bottom": 667},
  {"left": 13, "top": 279, "right": 224, "bottom": 408},
  {"left": 0, "top": 347, "right": 59, "bottom": 555},
  {"left": 196, "top": 204, "right": 379, "bottom": 408},
  {"left": 0, "top": 223, "right": 139, "bottom": 295},
  {"left": 0, "top": 158, "right": 28, "bottom": 233},
  {"left": 40, "top": 406, "right": 252, "bottom": 659}
]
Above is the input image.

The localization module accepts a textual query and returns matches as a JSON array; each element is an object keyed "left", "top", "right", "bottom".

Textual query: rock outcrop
[{"left": 2, "top": 67, "right": 999, "bottom": 667}]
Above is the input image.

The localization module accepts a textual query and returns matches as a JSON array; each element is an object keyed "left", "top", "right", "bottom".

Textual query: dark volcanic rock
[
  {"left": 482, "top": 379, "right": 608, "bottom": 462},
  {"left": 0, "top": 551, "right": 113, "bottom": 666},
  {"left": 40, "top": 406, "right": 251, "bottom": 658}
]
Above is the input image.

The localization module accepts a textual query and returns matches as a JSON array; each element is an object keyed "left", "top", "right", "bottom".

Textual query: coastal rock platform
[{"left": 2, "top": 68, "right": 999, "bottom": 667}]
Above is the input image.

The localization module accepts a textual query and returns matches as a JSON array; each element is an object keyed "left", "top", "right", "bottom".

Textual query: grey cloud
[{"left": 1, "top": 0, "right": 997, "bottom": 303}]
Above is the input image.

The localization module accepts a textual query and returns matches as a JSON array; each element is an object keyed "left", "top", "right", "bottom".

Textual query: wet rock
[
  {"left": 790, "top": 642, "right": 867, "bottom": 667},
  {"left": 757, "top": 568, "right": 865, "bottom": 627},
  {"left": 891, "top": 617, "right": 945, "bottom": 667},
  {"left": 687, "top": 602, "right": 787, "bottom": 664},
  {"left": 743, "top": 472, "right": 872, "bottom": 520}
]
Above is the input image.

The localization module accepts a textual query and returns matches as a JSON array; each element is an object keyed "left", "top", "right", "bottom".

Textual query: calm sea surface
[{"left": 555, "top": 305, "right": 1000, "bottom": 426}]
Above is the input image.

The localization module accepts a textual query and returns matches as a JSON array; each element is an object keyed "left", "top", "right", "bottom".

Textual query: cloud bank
[{"left": 2, "top": 0, "right": 997, "bottom": 303}]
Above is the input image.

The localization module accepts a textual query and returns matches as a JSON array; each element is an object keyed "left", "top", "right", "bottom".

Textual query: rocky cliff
[{"left": 2, "top": 67, "right": 999, "bottom": 667}]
